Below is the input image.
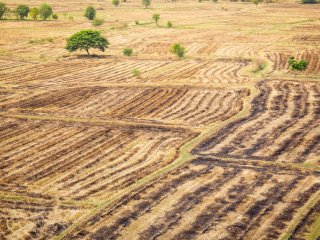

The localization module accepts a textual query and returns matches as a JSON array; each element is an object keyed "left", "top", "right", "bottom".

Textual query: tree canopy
[{"left": 65, "top": 30, "right": 109, "bottom": 55}]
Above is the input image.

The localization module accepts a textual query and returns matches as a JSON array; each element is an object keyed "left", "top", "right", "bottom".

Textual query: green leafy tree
[
  {"left": 112, "top": 0, "right": 120, "bottom": 7},
  {"left": 152, "top": 14, "right": 160, "bottom": 26},
  {"left": 170, "top": 43, "right": 185, "bottom": 58},
  {"left": 0, "top": 2, "right": 8, "bottom": 19},
  {"left": 39, "top": 4, "right": 53, "bottom": 20},
  {"left": 142, "top": 0, "right": 151, "bottom": 8},
  {"left": 15, "top": 5, "right": 29, "bottom": 20},
  {"left": 123, "top": 48, "right": 133, "bottom": 56},
  {"left": 29, "top": 7, "right": 39, "bottom": 20},
  {"left": 288, "top": 57, "right": 308, "bottom": 76},
  {"left": 84, "top": 6, "right": 96, "bottom": 20},
  {"left": 65, "top": 30, "right": 109, "bottom": 55}
]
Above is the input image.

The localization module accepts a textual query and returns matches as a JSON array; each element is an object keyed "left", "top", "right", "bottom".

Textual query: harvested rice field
[{"left": 0, "top": 0, "right": 319, "bottom": 239}]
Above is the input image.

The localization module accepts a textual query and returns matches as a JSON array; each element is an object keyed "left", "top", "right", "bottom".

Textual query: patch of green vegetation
[
  {"left": 28, "top": 37, "right": 53, "bottom": 45},
  {"left": 304, "top": 215, "right": 320, "bottom": 240}
]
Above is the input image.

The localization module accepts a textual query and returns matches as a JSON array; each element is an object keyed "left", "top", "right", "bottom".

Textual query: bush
[
  {"left": 212, "top": 0, "right": 218, "bottom": 3},
  {"left": 84, "top": 6, "right": 96, "bottom": 20},
  {"left": 123, "top": 48, "right": 133, "bottom": 56},
  {"left": 152, "top": 14, "right": 160, "bottom": 26},
  {"left": 142, "top": 0, "right": 151, "bottom": 8},
  {"left": 132, "top": 68, "right": 141, "bottom": 78},
  {"left": 65, "top": 30, "right": 109, "bottom": 55},
  {"left": 29, "top": 7, "right": 39, "bottom": 20},
  {"left": 288, "top": 57, "right": 308, "bottom": 72},
  {"left": 112, "top": 0, "right": 120, "bottom": 7},
  {"left": 170, "top": 43, "right": 185, "bottom": 58},
  {"left": 167, "top": 21, "right": 173, "bottom": 28},
  {"left": 92, "top": 18, "right": 105, "bottom": 26},
  {"left": 135, "top": 20, "right": 139, "bottom": 25},
  {"left": 252, "top": 0, "right": 262, "bottom": 6},
  {"left": 15, "top": 5, "right": 29, "bottom": 20},
  {"left": 52, "top": 13, "right": 58, "bottom": 19},
  {"left": 0, "top": 2, "right": 8, "bottom": 19},
  {"left": 301, "top": 0, "right": 318, "bottom": 3},
  {"left": 39, "top": 4, "right": 53, "bottom": 20}
]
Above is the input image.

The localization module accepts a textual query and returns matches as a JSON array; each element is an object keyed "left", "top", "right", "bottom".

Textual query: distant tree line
[{"left": 0, "top": 2, "right": 57, "bottom": 20}]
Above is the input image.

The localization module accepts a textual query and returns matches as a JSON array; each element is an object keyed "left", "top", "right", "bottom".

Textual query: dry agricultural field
[{"left": 0, "top": 0, "right": 320, "bottom": 239}]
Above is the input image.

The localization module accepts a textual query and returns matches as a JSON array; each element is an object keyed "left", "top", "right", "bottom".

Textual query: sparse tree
[
  {"left": 65, "top": 30, "right": 109, "bottom": 55},
  {"left": 142, "top": 0, "right": 151, "bottom": 8},
  {"left": 29, "top": 7, "right": 39, "bottom": 20},
  {"left": 84, "top": 6, "right": 96, "bottom": 20},
  {"left": 170, "top": 43, "right": 185, "bottom": 58},
  {"left": 0, "top": 2, "right": 9, "bottom": 19},
  {"left": 112, "top": 0, "right": 120, "bottom": 7},
  {"left": 39, "top": 4, "right": 53, "bottom": 20},
  {"left": 152, "top": 14, "right": 160, "bottom": 26},
  {"left": 15, "top": 5, "right": 29, "bottom": 20}
]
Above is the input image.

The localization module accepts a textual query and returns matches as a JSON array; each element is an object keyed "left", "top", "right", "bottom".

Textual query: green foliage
[
  {"left": 142, "top": 0, "right": 151, "bottom": 8},
  {"left": 39, "top": 4, "right": 53, "bottom": 20},
  {"left": 123, "top": 48, "right": 133, "bottom": 56},
  {"left": 252, "top": 0, "right": 262, "bottom": 6},
  {"left": 301, "top": 0, "right": 318, "bottom": 3},
  {"left": 135, "top": 20, "right": 139, "bottom": 25},
  {"left": 152, "top": 14, "right": 160, "bottom": 25},
  {"left": 112, "top": 0, "right": 120, "bottom": 7},
  {"left": 84, "top": 6, "right": 96, "bottom": 20},
  {"left": 92, "top": 18, "right": 105, "bottom": 26},
  {"left": 167, "top": 21, "right": 173, "bottom": 28},
  {"left": 170, "top": 43, "right": 185, "bottom": 58},
  {"left": 52, "top": 13, "right": 58, "bottom": 19},
  {"left": 212, "top": 0, "right": 218, "bottom": 3},
  {"left": 288, "top": 57, "right": 308, "bottom": 72},
  {"left": 132, "top": 68, "right": 141, "bottom": 78},
  {"left": 29, "top": 7, "right": 39, "bottom": 20},
  {"left": 29, "top": 37, "right": 53, "bottom": 45},
  {"left": 15, "top": 5, "right": 29, "bottom": 20},
  {"left": 65, "top": 30, "right": 109, "bottom": 55},
  {"left": 0, "top": 2, "right": 8, "bottom": 19}
]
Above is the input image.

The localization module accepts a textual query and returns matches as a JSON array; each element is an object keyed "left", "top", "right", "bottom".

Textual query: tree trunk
[{"left": 86, "top": 49, "right": 90, "bottom": 55}]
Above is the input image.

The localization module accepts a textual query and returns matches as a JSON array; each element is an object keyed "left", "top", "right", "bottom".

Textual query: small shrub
[
  {"left": 132, "top": 68, "right": 141, "bottom": 78},
  {"left": 170, "top": 43, "right": 185, "bottom": 58},
  {"left": 29, "top": 38, "right": 53, "bottom": 45},
  {"left": 167, "top": 21, "right": 173, "bottom": 28},
  {"left": 29, "top": 7, "right": 39, "bottom": 20},
  {"left": 123, "top": 48, "right": 133, "bottom": 56},
  {"left": 39, "top": 4, "right": 53, "bottom": 20},
  {"left": 112, "top": 0, "right": 120, "bottom": 7},
  {"left": 212, "top": 0, "right": 218, "bottom": 3},
  {"left": 288, "top": 57, "right": 308, "bottom": 73},
  {"left": 84, "top": 6, "right": 96, "bottom": 20},
  {"left": 301, "top": 0, "right": 318, "bottom": 3},
  {"left": 52, "top": 13, "right": 58, "bottom": 19},
  {"left": 92, "top": 18, "right": 105, "bottom": 26},
  {"left": 252, "top": 0, "right": 262, "bottom": 7},
  {"left": 69, "top": 16, "right": 74, "bottom": 21},
  {"left": 135, "top": 20, "right": 139, "bottom": 25},
  {"left": 15, "top": 5, "right": 29, "bottom": 20}
]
